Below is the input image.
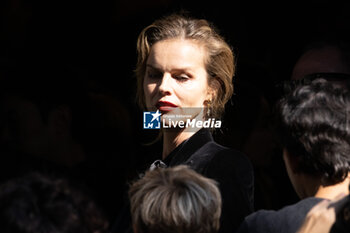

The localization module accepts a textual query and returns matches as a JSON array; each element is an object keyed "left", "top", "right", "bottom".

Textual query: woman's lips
[{"left": 156, "top": 101, "right": 178, "bottom": 112}]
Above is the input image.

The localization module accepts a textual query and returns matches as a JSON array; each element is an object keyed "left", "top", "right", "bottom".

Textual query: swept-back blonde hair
[
  {"left": 129, "top": 165, "right": 222, "bottom": 233},
  {"left": 135, "top": 12, "right": 235, "bottom": 119}
]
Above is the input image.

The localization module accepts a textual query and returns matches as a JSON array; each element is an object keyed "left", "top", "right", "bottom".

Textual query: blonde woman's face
[{"left": 143, "top": 39, "right": 212, "bottom": 118}]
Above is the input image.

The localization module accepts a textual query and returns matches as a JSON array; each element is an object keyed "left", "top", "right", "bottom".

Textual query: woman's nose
[{"left": 158, "top": 73, "right": 173, "bottom": 95}]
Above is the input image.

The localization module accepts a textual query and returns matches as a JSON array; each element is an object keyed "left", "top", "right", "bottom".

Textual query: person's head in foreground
[
  {"left": 0, "top": 172, "right": 109, "bottom": 233},
  {"left": 277, "top": 77, "right": 350, "bottom": 200},
  {"left": 128, "top": 165, "right": 222, "bottom": 233}
]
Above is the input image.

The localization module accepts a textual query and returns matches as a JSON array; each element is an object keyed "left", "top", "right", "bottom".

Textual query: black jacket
[
  {"left": 163, "top": 128, "right": 254, "bottom": 233},
  {"left": 113, "top": 128, "right": 254, "bottom": 233}
]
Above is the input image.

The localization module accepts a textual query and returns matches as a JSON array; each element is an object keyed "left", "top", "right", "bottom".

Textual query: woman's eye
[
  {"left": 174, "top": 75, "right": 189, "bottom": 81},
  {"left": 147, "top": 71, "right": 162, "bottom": 79}
]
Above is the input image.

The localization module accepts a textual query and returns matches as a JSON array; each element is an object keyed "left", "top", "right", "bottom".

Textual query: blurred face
[
  {"left": 143, "top": 39, "right": 213, "bottom": 120},
  {"left": 291, "top": 46, "right": 350, "bottom": 80}
]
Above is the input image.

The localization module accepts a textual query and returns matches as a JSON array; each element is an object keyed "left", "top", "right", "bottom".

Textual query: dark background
[
  {"left": 2, "top": 0, "right": 348, "bottom": 141},
  {"left": 0, "top": 0, "right": 349, "bottom": 221},
  {"left": 1, "top": 0, "right": 349, "bottom": 101}
]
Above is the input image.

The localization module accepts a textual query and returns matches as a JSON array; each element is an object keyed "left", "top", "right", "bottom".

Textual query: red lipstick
[{"left": 156, "top": 101, "right": 178, "bottom": 112}]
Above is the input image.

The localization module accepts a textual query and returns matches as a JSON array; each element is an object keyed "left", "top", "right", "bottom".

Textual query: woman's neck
[
  {"left": 161, "top": 110, "right": 205, "bottom": 159},
  {"left": 162, "top": 127, "right": 200, "bottom": 159}
]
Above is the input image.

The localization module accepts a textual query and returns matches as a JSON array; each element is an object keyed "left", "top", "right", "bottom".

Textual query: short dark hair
[
  {"left": 0, "top": 172, "right": 109, "bottom": 233},
  {"left": 276, "top": 77, "right": 350, "bottom": 185},
  {"left": 129, "top": 165, "right": 222, "bottom": 233}
]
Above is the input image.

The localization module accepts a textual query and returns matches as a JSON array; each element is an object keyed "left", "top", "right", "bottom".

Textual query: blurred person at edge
[
  {"left": 236, "top": 77, "right": 350, "bottom": 233},
  {"left": 291, "top": 38, "right": 350, "bottom": 81},
  {"left": 0, "top": 171, "right": 109, "bottom": 233},
  {"left": 0, "top": 65, "right": 133, "bottom": 223}
]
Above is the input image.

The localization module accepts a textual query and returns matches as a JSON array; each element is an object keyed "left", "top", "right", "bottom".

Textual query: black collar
[{"left": 163, "top": 128, "right": 213, "bottom": 166}]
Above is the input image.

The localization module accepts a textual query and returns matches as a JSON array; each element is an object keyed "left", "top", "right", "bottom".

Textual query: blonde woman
[{"left": 130, "top": 12, "right": 253, "bottom": 233}]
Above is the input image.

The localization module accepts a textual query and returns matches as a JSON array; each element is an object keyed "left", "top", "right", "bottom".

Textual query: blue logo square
[{"left": 143, "top": 110, "right": 161, "bottom": 129}]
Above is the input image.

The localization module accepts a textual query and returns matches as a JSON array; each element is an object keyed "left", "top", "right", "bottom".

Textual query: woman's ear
[{"left": 206, "top": 77, "right": 220, "bottom": 101}]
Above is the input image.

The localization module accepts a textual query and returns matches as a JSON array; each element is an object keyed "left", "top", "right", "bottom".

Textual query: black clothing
[
  {"left": 164, "top": 128, "right": 254, "bottom": 233},
  {"left": 236, "top": 197, "right": 324, "bottom": 233},
  {"left": 113, "top": 128, "right": 254, "bottom": 233}
]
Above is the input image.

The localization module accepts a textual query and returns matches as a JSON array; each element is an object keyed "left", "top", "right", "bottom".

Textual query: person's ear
[
  {"left": 48, "top": 105, "right": 72, "bottom": 137},
  {"left": 206, "top": 77, "right": 220, "bottom": 102}
]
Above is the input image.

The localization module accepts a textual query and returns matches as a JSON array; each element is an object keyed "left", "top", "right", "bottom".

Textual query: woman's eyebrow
[
  {"left": 146, "top": 64, "right": 162, "bottom": 71},
  {"left": 146, "top": 64, "right": 193, "bottom": 73}
]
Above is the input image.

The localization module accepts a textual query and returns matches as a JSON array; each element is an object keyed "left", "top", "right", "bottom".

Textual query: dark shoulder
[
  {"left": 204, "top": 142, "right": 255, "bottom": 224},
  {"left": 252, "top": 197, "right": 323, "bottom": 217},
  {"left": 213, "top": 143, "right": 252, "bottom": 165},
  {"left": 183, "top": 138, "right": 253, "bottom": 188},
  {"left": 237, "top": 197, "right": 324, "bottom": 233},
  {"left": 204, "top": 142, "right": 253, "bottom": 176}
]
